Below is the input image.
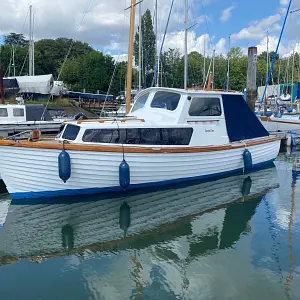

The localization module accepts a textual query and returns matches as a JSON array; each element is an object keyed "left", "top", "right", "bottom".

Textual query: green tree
[
  {"left": 160, "top": 48, "right": 182, "bottom": 88},
  {"left": 4, "top": 33, "right": 27, "bottom": 46},
  {"left": 134, "top": 9, "right": 156, "bottom": 87}
]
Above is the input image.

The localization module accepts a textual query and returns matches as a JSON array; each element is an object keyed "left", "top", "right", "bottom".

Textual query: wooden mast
[{"left": 126, "top": 0, "right": 137, "bottom": 115}]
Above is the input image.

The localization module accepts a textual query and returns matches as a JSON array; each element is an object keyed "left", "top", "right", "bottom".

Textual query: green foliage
[
  {"left": 0, "top": 34, "right": 93, "bottom": 77},
  {"left": 4, "top": 33, "right": 27, "bottom": 46},
  {"left": 134, "top": 9, "right": 156, "bottom": 87},
  {"left": 1, "top": 32, "right": 299, "bottom": 96},
  {"left": 60, "top": 51, "right": 128, "bottom": 96}
]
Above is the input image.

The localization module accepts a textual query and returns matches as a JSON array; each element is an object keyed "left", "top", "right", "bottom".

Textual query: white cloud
[
  {"left": 231, "top": 15, "right": 281, "bottom": 41},
  {"left": 220, "top": 6, "right": 235, "bottom": 22},
  {"left": 112, "top": 54, "right": 128, "bottom": 62},
  {"left": 0, "top": 0, "right": 201, "bottom": 53},
  {"left": 161, "top": 31, "right": 227, "bottom": 56},
  {"left": 255, "top": 35, "right": 289, "bottom": 56},
  {"left": 215, "top": 38, "right": 227, "bottom": 55}
]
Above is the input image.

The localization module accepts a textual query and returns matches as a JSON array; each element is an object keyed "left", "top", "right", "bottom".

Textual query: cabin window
[
  {"left": 62, "top": 124, "right": 80, "bottom": 141},
  {"left": 189, "top": 97, "right": 222, "bottom": 116},
  {"left": 131, "top": 93, "right": 150, "bottom": 112},
  {"left": 150, "top": 91, "right": 180, "bottom": 111},
  {"left": 13, "top": 108, "right": 24, "bottom": 117},
  {"left": 0, "top": 108, "right": 8, "bottom": 117},
  {"left": 82, "top": 128, "right": 193, "bottom": 145},
  {"left": 82, "top": 129, "right": 119, "bottom": 143}
]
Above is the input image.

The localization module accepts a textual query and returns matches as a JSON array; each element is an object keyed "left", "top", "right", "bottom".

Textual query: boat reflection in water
[{"left": 0, "top": 165, "right": 279, "bottom": 262}]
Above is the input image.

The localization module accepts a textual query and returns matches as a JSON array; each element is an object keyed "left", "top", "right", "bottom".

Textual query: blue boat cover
[
  {"left": 68, "top": 91, "right": 113, "bottom": 101},
  {"left": 222, "top": 94, "right": 269, "bottom": 142},
  {"left": 297, "top": 82, "right": 300, "bottom": 100}
]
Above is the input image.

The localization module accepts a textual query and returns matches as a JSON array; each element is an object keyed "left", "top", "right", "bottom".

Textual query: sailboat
[{"left": 0, "top": 0, "right": 281, "bottom": 200}]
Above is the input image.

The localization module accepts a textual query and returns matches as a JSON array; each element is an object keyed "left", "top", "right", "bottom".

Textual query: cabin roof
[{"left": 138, "top": 87, "right": 243, "bottom": 96}]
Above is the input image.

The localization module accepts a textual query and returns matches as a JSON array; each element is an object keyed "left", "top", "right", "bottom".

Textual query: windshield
[{"left": 131, "top": 93, "right": 149, "bottom": 113}]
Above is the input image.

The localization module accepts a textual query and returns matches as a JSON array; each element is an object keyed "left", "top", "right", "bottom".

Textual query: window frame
[
  {"left": 0, "top": 108, "right": 8, "bottom": 117},
  {"left": 131, "top": 92, "right": 150, "bottom": 113},
  {"left": 61, "top": 124, "right": 81, "bottom": 141},
  {"left": 188, "top": 96, "right": 222, "bottom": 117},
  {"left": 82, "top": 127, "right": 193, "bottom": 146},
  {"left": 150, "top": 91, "right": 181, "bottom": 112},
  {"left": 13, "top": 108, "right": 25, "bottom": 117}
]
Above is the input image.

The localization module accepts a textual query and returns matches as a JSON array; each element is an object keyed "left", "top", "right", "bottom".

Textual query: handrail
[
  {"left": 76, "top": 118, "right": 145, "bottom": 125},
  {"left": 185, "top": 88, "right": 238, "bottom": 93}
]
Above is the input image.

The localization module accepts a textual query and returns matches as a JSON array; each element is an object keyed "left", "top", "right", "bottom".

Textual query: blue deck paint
[{"left": 10, "top": 159, "right": 275, "bottom": 200}]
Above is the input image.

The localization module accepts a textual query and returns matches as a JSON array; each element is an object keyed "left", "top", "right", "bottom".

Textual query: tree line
[{"left": 0, "top": 10, "right": 299, "bottom": 97}]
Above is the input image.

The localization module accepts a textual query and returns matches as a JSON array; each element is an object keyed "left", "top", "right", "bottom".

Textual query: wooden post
[
  {"left": 207, "top": 72, "right": 212, "bottom": 90},
  {"left": 125, "top": 0, "right": 136, "bottom": 115},
  {"left": 246, "top": 47, "right": 257, "bottom": 111}
]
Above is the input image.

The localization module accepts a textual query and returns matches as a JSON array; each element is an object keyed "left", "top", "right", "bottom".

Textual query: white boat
[
  {"left": 0, "top": 103, "right": 62, "bottom": 137},
  {"left": 279, "top": 93, "right": 291, "bottom": 102},
  {"left": 106, "top": 103, "right": 133, "bottom": 118},
  {"left": 0, "top": 87, "right": 280, "bottom": 200},
  {"left": 0, "top": 165, "right": 278, "bottom": 259},
  {"left": 260, "top": 115, "right": 300, "bottom": 132}
]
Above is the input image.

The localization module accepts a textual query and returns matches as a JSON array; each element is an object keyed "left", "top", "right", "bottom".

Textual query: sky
[{"left": 0, "top": 0, "right": 300, "bottom": 61}]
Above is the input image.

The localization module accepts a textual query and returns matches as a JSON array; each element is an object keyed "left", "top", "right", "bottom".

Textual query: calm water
[{"left": 0, "top": 151, "right": 300, "bottom": 300}]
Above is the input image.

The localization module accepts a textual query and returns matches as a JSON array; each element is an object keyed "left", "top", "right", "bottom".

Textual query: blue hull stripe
[{"left": 10, "top": 159, "right": 275, "bottom": 200}]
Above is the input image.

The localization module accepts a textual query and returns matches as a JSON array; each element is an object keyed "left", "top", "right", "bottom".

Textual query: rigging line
[
  {"left": 57, "top": 0, "right": 93, "bottom": 81},
  {"left": 260, "top": 0, "right": 292, "bottom": 104},
  {"left": 20, "top": 8, "right": 30, "bottom": 36},
  {"left": 100, "top": 57, "right": 121, "bottom": 117},
  {"left": 153, "top": 0, "right": 175, "bottom": 86},
  {"left": 200, "top": 1, "right": 213, "bottom": 51}
]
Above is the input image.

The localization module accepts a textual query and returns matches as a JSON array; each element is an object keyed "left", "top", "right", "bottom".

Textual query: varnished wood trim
[
  {"left": 260, "top": 116, "right": 300, "bottom": 125},
  {"left": 187, "top": 120, "right": 220, "bottom": 123},
  {"left": 76, "top": 118, "right": 145, "bottom": 125},
  {"left": 0, "top": 136, "right": 281, "bottom": 153}
]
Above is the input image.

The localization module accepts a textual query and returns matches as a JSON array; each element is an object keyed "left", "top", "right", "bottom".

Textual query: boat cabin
[
  {"left": 0, "top": 104, "right": 54, "bottom": 124},
  {"left": 57, "top": 87, "right": 269, "bottom": 147}
]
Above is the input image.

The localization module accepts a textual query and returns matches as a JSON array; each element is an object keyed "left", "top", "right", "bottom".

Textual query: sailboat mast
[
  {"left": 32, "top": 13, "right": 35, "bottom": 76},
  {"left": 155, "top": 0, "right": 159, "bottom": 87},
  {"left": 203, "top": 35, "right": 206, "bottom": 85},
  {"left": 126, "top": 0, "right": 137, "bottom": 115},
  {"left": 184, "top": 0, "right": 188, "bottom": 89},
  {"left": 12, "top": 45, "right": 16, "bottom": 77},
  {"left": 0, "top": 46, "right": 4, "bottom": 104},
  {"left": 226, "top": 35, "right": 231, "bottom": 91},
  {"left": 138, "top": 2, "right": 142, "bottom": 90},
  {"left": 212, "top": 49, "right": 215, "bottom": 89},
  {"left": 266, "top": 30, "right": 269, "bottom": 96},
  {"left": 29, "top": 5, "right": 33, "bottom": 76}
]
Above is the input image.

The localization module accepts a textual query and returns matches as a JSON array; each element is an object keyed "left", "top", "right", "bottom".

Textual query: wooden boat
[
  {"left": 0, "top": 165, "right": 278, "bottom": 260},
  {"left": 0, "top": 87, "right": 280, "bottom": 200},
  {"left": 260, "top": 115, "right": 300, "bottom": 132},
  {"left": 0, "top": 2, "right": 280, "bottom": 200}
]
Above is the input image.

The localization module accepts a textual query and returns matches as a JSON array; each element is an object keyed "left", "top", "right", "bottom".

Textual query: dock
[{"left": 269, "top": 130, "right": 300, "bottom": 146}]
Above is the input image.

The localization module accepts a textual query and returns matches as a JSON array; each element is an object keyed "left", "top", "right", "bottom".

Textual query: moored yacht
[
  {"left": 0, "top": 87, "right": 280, "bottom": 200},
  {"left": 260, "top": 114, "right": 300, "bottom": 132},
  {"left": 0, "top": 103, "right": 62, "bottom": 137}
]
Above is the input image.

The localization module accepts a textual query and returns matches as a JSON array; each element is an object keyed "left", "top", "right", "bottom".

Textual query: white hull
[
  {"left": 0, "top": 138, "right": 280, "bottom": 200},
  {"left": 261, "top": 117, "right": 300, "bottom": 132},
  {"left": 0, "top": 166, "right": 278, "bottom": 258}
]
